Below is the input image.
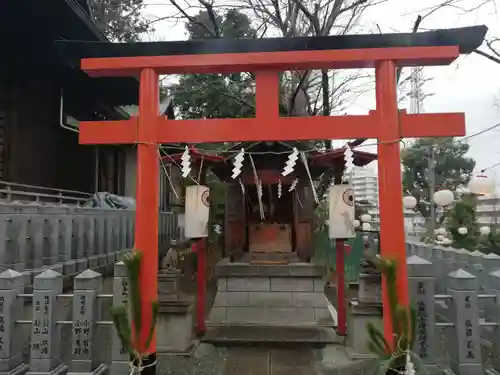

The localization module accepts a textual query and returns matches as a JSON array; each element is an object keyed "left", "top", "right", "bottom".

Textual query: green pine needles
[
  {"left": 366, "top": 257, "right": 416, "bottom": 371},
  {"left": 111, "top": 251, "right": 158, "bottom": 370}
]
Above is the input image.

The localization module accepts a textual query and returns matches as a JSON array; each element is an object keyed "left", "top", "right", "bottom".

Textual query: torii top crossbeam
[{"left": 56, "top": 25, "right": 487, "bottom": 357}]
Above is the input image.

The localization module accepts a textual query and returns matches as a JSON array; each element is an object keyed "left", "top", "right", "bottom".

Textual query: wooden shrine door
[
  {"left": 224, "top": 184, "right": 246, "bottom": 260},
  {"left": 294, "top": 183, "right": 314, "bottom": 262}
]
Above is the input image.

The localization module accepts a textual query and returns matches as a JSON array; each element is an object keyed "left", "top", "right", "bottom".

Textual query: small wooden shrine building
[{"left": 165, "top": 141, "right": 376, "bottom": 263}]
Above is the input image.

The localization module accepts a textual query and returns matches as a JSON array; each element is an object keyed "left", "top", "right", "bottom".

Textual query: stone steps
[{"left": 202, "top": 326, "right": 342, "bottom": 346}]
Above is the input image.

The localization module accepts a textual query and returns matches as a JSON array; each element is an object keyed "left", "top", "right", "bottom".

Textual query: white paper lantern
[
  {"left": 354, "top": 219, "right": 360, "bottom": 228},
  {"left": 403, "top": 196, "right": 417, "bottom": 209},
  {"left": 468, "top": 173, "right": 495, "bottom": 196},
  {"left": 480, "top": 226, "right": 491, "bottom": 236},
  {"left": 435, "top": 227, "right": 447, "bottom": 236},
  {"left": 360, "top": 214, "right": 372, "bottom": 223},
  {"left": 184, "top": 185, "right": 210, "bottom": 238},
  {"left": 458, "top": 227, "right": 468, "bottom": 235},
  {"left": 436, "top": 234, "right": 445, "bottom": 241},
  {"left": 403, "top": 195, "right": 417, "bottom": 210},
  {"left": 442, "top": 238, "right": 452, "bottom": 246},
  {"left": 328, "top": 184, "right": 355, "bottom": 239},
  {"left": 433, "top": 190, "right": 454, "bottom": 207},
  {"left": 362, "top": 222, "right": 372, "bottom": 231}
]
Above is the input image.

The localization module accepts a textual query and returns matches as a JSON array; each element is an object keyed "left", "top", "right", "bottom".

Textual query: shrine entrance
[{"left": 57, "top": 24, "right": 486, "bottom": 365}]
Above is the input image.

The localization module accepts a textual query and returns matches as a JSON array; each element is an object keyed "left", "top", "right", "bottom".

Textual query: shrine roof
[
  {"left": 162, "top": 146, "right": 227, "bottom": 164},
  {"left": 161, "top": 144, "right": 377, "bottom": 172},
  {"left": 308, "top": 147, "right": 377, "bottom": 167},
  {"left": 55, "top": 26, "right": 486, "bottom": 68}
]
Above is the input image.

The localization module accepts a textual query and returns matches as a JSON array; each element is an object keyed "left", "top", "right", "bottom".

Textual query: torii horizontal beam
[{"left": 79, "top": 111, "right": 465, "bottom": 144}]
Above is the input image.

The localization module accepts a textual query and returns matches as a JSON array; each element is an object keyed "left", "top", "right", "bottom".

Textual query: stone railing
[
  {"left": 0, "top": 202, "right": 178, "bottom": 289},
  {"left": 0, "top": 260, "right": 190, "bottom": 375},
  {"left": 405, "top": 242, "right": 500, "bottom": 375}
]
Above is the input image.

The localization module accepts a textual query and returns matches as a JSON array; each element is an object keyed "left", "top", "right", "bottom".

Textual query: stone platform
[{"left": 206, "top": 258, "right": 337, "bottom": 344}]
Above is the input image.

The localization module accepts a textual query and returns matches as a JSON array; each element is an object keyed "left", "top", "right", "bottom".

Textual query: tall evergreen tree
[
  {"left": 446, "top": 195, "right": 479, "bottom": 250},
  {"left": 89, "top": 0, "right": 151, "bottom": 42},
  {"left": 170, "top": 9, "right": 256, "bottom": 121},
  {"left": 402, "top": 138, "right": 476, "bottom": 225}
]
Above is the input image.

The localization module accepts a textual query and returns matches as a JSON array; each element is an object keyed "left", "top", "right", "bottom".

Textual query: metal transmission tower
[{"left": 408, "top": 67, "right": 425, "bottom": 114}]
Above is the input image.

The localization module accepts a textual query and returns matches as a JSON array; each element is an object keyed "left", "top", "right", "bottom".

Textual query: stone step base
[{"left": 202, "top": 325, "right": 342, "bottom": 346}]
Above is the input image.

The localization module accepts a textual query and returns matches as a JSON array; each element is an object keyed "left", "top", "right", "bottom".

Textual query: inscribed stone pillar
[
  {"left": 407, "top": 255, "right": 437, "bottom": 371},
  {"left": 489, "top": 270, "right": 500, "bottom": 373},
  {"left": 447, "top": 269, "right": 482, "bottom": 375},
  {"left": 32, "top": 214, "right": 44, "bottom": 270},
  {"left": 96, "top": 216, "right": 105, "bottom": 261},
  {"left": 483, "top": 253, "right": 500, "bottom": 276},
  {"left": 69, "top": 269, "right": 107, "bottom": 375},
  {"left": 439, "top": 247, "right": 455, "bottom": 292},
  {"left": 430, "top": 246, "right": 444, "bottom": 287},
  {"left": 0, "top": 269, "right": 28, "bottom": 375},
  {"left": 28, "top": 269, "right": 67, "bottom": 375},
  {"left": 454, "top": 249, "right": 469, "bottom": 273},
  {"left": 75, "top": 213, "right": 86, "bottom": 272},
  {"left": 111, "top": 262, "right": 129, "bottom": 375}
]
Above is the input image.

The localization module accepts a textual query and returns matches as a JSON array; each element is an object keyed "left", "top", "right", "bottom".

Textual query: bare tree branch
[
  {"left": 168, "top": 0, "right": 217, "bottom": 37},
  {"left": 473, "top": 48, "right": 500, "bottom": 65}
]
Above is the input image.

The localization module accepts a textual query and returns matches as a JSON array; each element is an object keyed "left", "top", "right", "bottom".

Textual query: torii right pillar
[{"left": 375, "top": 60, "right": 410, "bottom": 344}]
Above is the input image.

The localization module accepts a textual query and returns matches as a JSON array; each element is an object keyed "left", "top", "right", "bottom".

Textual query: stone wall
[{"left": 0, "top": 202, "right": 178, "bottom": 289}]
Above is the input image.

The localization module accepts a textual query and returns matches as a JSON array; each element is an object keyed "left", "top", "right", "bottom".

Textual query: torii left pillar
[{"left": 133, "top": 68, "right": 159, "bottom": 370}]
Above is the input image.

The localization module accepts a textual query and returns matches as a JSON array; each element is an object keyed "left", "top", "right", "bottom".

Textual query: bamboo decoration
[{"left": 111, "top": 251, "right": 158, "bottom": 374}]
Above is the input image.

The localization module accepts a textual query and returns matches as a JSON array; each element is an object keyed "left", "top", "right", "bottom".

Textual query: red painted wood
[
  {"left": 196, "top": 238, "right": 207, "bottom": 335},
  {"left": 335, "top": 239, "right": 346, "bottom": 336}
]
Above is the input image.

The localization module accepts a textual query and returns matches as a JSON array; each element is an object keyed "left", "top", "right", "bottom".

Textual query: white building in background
[
  {"left": 351, "top": 167, "right": 380, "bottom": 227},
  {"left": 352, "top": 167, "right": 379, "bottom": 203},
  {"left": 476, "top": 194, "right": 500, "bottom": 230}
]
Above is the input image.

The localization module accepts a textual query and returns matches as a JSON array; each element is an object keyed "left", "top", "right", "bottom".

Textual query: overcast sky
[{"left": 142, "top": 0, "right": 500, "bottom": 175}]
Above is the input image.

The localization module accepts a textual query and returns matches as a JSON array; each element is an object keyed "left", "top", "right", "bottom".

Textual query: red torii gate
[{"left": 73, "top": 30, "right": 483, "bottom": 361}]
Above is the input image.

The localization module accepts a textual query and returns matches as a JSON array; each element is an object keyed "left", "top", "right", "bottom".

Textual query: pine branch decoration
[
  {"left": 366, "top": 257, "right": 417, "bottom": 367},
  {"left": 111, "top": 251, "right": 158, "bottom": 372}
]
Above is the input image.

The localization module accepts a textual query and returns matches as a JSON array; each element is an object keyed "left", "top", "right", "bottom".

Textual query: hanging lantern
[
  {"left": 433, "top": 190, "right": 454, "bottom": 207},
  {"left": 328, "top": 185, "right": 355, "bottom": 239},
  {"left": 468, "top": 173, "right": 495, "bottom": 196},
  {"left": 480, "top": 226, "right": 491, "bottom": 236},
  {"left": 354, "top": 219, "right": 361, "bottom": 228},
  {"left": 362, "top": 222, "right": 372, "bottom": 231},
  {"left": 436, "top": 234, "right": 445, "bottom": 241},
  {"left": 403, "top": 196, "right": 417, "bottom": 209},
  {"left": 442, "top": 238, "right": 452, "bottom": 246},
  {"left": 184, "top": 185, "right": 210, "bottom": 238},
  {"left": 360, "top": 214, "right": 372, "bottom": 223},
  {"left": 435, "top": 227, "right": 447, "bottom": 236},
  {"left": 457, "top": 227, "right": 468, "bottom": 235}
]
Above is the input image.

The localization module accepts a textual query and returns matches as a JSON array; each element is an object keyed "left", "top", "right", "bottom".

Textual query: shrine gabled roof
[
  {"left": 161, "top": 144, "right": 377, "bottom": 171},
  {"left": 309, "top": 147, "right": 377, "bottom": 167},
  {"left": 55, "top": 26, "right": 486, "bottom": 66}
]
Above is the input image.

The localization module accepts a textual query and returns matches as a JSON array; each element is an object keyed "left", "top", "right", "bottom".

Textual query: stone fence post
[
  {"left": 438, "top": 248, "right": 455, "bottom": 293},
  {"left": 488, "top": 269, "right": 500, "bottom": 373},
  {"left": 28, "top": 269, "right": 66, "bottom": 375},
  {"left": 447, "top": 269, "right": 482, "bottom": 375},
  {"left": 0, "top": 269, "right": 27, "bottom": 375},
  {"left": 407, "top": 255, "right": 437, "bottom": 372},
  {"left": 483, "top": 253, "right": 500, "bottom": 283},
  {"left": 111, "top": 262, "right": 129, "bottom": 375},
  {"left": 70, "top": 269, "right": 107, "bottom": 375},
  {"left": 454, "top": 249, "right": 469, "bottom": 273}
]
